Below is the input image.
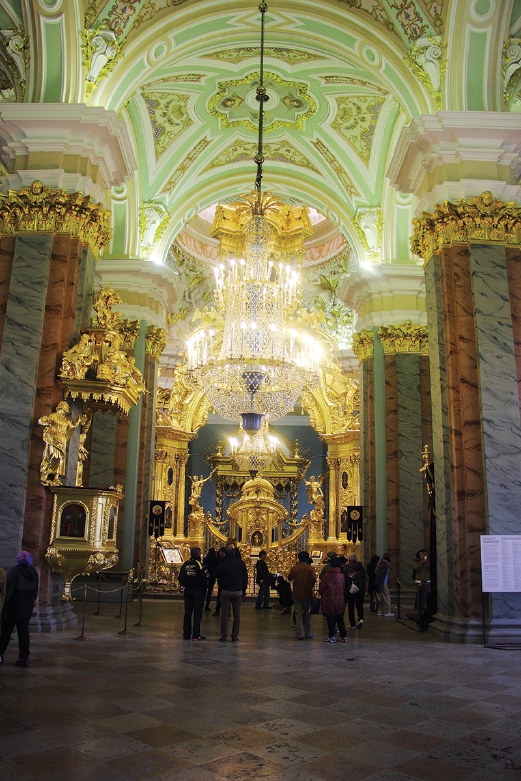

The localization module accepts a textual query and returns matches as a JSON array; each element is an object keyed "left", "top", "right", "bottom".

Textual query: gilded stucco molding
[
  {"left": 411, "top": 191, "right": 521, "bottom": 264},
  {"left": 156, "top": 361, "right": 210, "bottom": 433},
  {"left": 352, "top": 331, "right": 374, "bottom": 362},
  {"left": 146, "top": 326, "right": 168, "bottom": 359},
  {"left": 301, "top": 363, "right": 359, "bottom": 436},
  {"left": 378, "top": 321, "right": 428, "bottom": 355},
  {"left": 0, "top": 180, "right": 112, "bottom": 257}
]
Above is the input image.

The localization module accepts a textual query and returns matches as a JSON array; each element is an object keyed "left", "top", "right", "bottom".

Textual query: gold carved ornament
[
  {"left": 0, "top": 180, "right": 112, "bottom": 257},
  {"left": 38, "top": 402, "right": 85, "bottom": 486},
  {"left": 145, "top": 326, "right": 168, "bottom": 359},
  {"left": 352, "top": 331, "right": 374, "bottom": 362},
  {"left": 378, "top": 321, "right": 428, "bottom": 355},
  {"left": 302, "top": 363, "right": 360, "bottom": 436},
  {"left": 156, "top": 360, "right": 211, "bottom": 434},
  {"left": 411, "top": 191, "right": 521, "bottom": 265},
  {"left": 59, "top": 288, "right": 146, "bottom": 414}
]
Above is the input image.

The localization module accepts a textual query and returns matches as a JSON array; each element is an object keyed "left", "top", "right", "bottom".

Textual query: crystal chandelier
[
  {"left": 186, "top": 1, "right": 322, "bottom": 430},
  {"left": 229, "top": 419, "right": 279, "bottom": 472}
]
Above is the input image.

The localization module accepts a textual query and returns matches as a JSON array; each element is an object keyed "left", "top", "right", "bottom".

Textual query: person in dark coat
[
  {"left": 319, "top": 557, "right": 347, "bottom": 642},
  {"left": 366, "top": 555, "right": 380, "bottom": 612},
  {"left": 375, "top": 552, "right": 393, "bottom": 617},
  {"left": 178, "top": 547, "right": 208, "bottom": 640},
  {"left": 203, "top": 547, "right": 218, "bottom": 611},
  {"left": 345, "top": 553, "right": 366, "bottom": 629},
  {"left": 0, "top": 551, "right": 39, "bottom": 667},
  {"left": 215, "top": 544, "right": 248, "bottom": 642},
  {"left": 274, "top": 576, "right": 294, "bottom": 614},
  {"left": 255, "top": 550, "right": 272, "bottom": 609},
  {"left": 212, "top": 547, "right": 226, "bottom": 616}
]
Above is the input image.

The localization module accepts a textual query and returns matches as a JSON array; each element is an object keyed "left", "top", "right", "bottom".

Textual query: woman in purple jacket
[{"left": 319, "top": 557, "right": 347, "bottom": 642}]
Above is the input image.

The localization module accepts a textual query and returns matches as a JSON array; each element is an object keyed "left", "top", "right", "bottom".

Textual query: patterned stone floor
[{"left": 1, "top": 599, "right": 521, "bottom": 781}]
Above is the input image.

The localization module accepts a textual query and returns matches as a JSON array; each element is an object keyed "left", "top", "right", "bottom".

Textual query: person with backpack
[
  {"left": 255, "top": 550, "right": 272, "bottom": 609},
  {"left": 345, "top": 553, "right": 366, "bottom": 629}
]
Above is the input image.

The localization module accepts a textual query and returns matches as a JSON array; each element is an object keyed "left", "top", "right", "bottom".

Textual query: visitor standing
[
  {"left": 255, "top": 550, "right": 272, "bottom": 609},
  {"left": 0, "top": 551, "right": 39, "bottom": 667},
  {"left": 288, "top": 551, "right": 316, "bottom": 640},
  {"left": 319, "top": 556, "right": 348, "bottom": 642},
  {"left": 366, "top": 554, "right": 380, "bottom": 612},
  {"left": 413, "top": 549, "right": 431, "bottom": 631},
  {"left": 213, "top": 547, "right": 226, "bottom": 616},
  {"left": 179, "top": 547, "right": 208, "bottom": 640},
  {"left": 375, "top": 552, "right": 394, "bottom": 617},
  {"left": 345, "top": 553, "right": 366, "bottom": 629},
  {"left": 203, "top": 547, "right": 218, "bottom": 611},
  {"left": 215, "top": 544, "right": 248, "bottom": 642}
]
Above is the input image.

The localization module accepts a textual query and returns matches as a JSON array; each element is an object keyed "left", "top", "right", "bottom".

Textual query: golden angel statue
[
  {"left": 304, "top": 473, "right": 326, "bottom": 505},
  {"left": 188, "top": 468, "right": 217, "bottom": 507},
  {"left": 39, "top": 401, "right": 85, "bottom": 486}
]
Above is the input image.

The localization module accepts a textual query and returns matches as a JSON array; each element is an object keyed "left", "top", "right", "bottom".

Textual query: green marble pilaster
[
  {"left": 0, "top": 234, "right": 53, "bottom": 569},
  {"left": 396, "top": 353, "right": 425, "bottom": 583},
  {"left": 373, "top": 328, "right": 387, "bottom": 556},
  {"left": 425, "top": 254, "right": 454, "bottom": 618},
  {"left": 120, "top": 321, "right": 145, "bottom": 571}
]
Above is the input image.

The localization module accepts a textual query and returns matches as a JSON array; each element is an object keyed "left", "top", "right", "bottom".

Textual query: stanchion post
[
  {"left": 93, "top": 572, "right": 102, "bottom": 616},
  {"left": 118, "top": 573, "right": 132, "bottom": 636},
  {"left": 396, "top": 580, "right": 401, "bottom": 620},
  {"left": 115, "top": 574, "right": 124, "bottom": 618},
  {"left": 74, "top": 584, "right": 89, "bottom": 641},
  {"left": 135, "top": 579, "right": 145, "bottom": 627}
]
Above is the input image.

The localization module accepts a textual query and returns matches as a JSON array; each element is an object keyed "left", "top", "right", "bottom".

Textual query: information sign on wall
[{"left": 480, "top": 535, "right": 521, "bottom": 593}]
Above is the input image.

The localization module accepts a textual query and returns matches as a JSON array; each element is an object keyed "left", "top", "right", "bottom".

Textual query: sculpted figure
[
  {"left": 189, "top": 469, "right": 217, "bottom": 507},
  {"left": 59, "top": 333, "right": 95, "bottom": 379},
  {"left": 39, "top": 402, "right": 85, "bottom": 486},
  {"left": 305, "top": 475, "right": 324, "bottom": 505}
]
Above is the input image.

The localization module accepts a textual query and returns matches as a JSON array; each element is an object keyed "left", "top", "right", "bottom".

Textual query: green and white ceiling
[{"left": 0, "top": 0, "right": 518, "bottom": 357}]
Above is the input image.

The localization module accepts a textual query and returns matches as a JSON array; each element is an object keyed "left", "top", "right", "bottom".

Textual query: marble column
[
  {"left": 396, "top": 353, "right": 425, "bottom": 583},
  {"left": 470, "top": 244, "right": 521, "bottom": 632},
  {"left": 0, "top": 234, "right": 53, "bottom": 569},
  {"left": 120, "top": 321, "right": 145, "bottom": 571},
  {"left": 137, "top": 350, "right": 158, "bottom": 564},
  {"left": 373, "top": 330, "right": 388, "bottom": 558}
]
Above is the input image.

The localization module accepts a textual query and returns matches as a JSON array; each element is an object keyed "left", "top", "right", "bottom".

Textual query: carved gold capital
[
  {"left": 145, "top": 326, "right": 167, "bottom": 358},
  {"left": 0, "top": 180, "right": 112, "bottom": 257},
  {"left": 411, "top": 191, "right": 521, "bottom": 264},
  {"left": 378, "top": 321, "right": 428, "bottom": 355},
  {"left": 116, "top": 319, "right": 141, "bottom": 349},
  {"left": 352, "top": 331, "right": 374, "bottom": 362}
]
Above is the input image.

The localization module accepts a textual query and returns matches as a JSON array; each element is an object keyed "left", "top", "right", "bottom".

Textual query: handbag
[
  {"left": 349, "top": 583, "right": 359, "bottom": 594},
  {"left": 311, "top": 596, "right": 321, "bottom": 614}
]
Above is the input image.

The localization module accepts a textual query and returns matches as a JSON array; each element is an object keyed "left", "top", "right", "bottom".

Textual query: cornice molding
[
  {"left": 388, "top": 111, "right": 521, "bottom": 200},
  {"left": 0, "top": 104, "right": 136, "bottom": 203}
]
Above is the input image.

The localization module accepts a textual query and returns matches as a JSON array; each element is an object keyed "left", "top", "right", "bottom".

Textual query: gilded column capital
[
  {"left": 0, "top": 180, "right": 112, "bottom": 257},
  {"left": 352, "top": 331, "right": 374, "bottom": 362},
  {"left": 411, "top": 191, "right": 521, "bottom": 264},
  {"left": 145, "top": 326, "right": 168, "bottom": 359},
  {"left": 378, "top": 321, "right": 428, "bottom": 355},
  {"left": 115, "top": 319, "right": 141, "bottom": 349}
]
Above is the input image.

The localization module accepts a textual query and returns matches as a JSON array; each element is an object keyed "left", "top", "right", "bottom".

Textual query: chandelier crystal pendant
[{"left": 185, "top": 1, "right": 322, "bottom": 431}]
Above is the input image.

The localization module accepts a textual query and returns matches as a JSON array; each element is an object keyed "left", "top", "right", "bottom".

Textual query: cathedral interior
[{"left": 2, "top": 2, "right": 521, "bottom": 776}]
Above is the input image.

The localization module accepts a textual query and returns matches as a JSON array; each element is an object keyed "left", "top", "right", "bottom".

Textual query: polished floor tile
[{"left": 1, "top": 599, "right": 521, "bottom": 781}]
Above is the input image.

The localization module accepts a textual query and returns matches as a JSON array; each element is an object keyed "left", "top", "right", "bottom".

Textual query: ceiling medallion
[{"left": 208, "top": 70, "right": 317, "bottom": 133}]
